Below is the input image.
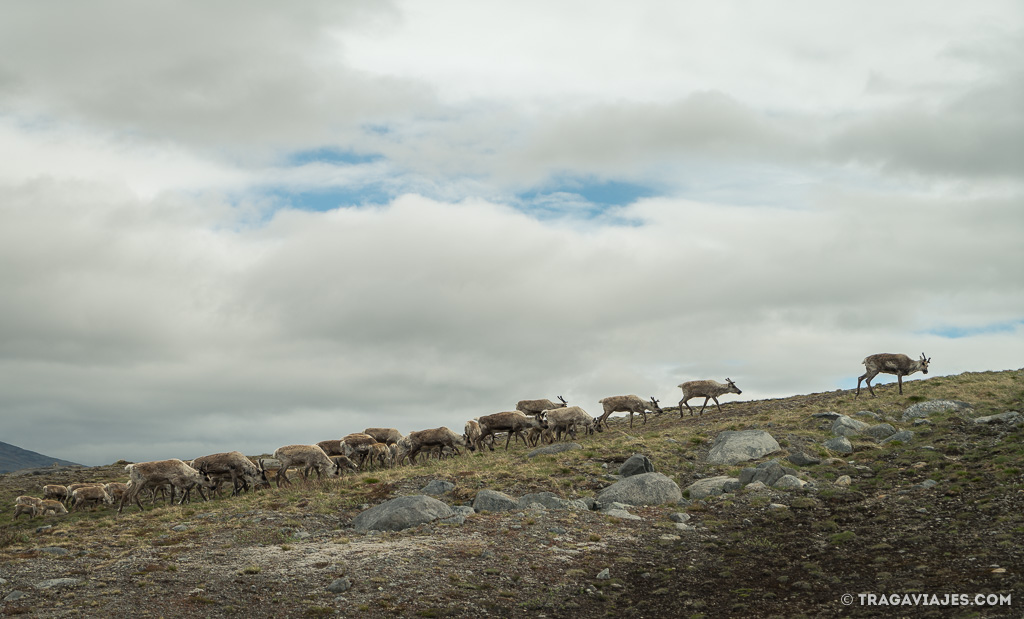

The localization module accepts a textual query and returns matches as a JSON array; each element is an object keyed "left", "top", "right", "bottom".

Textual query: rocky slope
[{"left": 1, "top": 369, "right": 1022, "bottom": 617}]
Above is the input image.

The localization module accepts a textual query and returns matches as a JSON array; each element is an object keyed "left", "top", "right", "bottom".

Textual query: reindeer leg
[
  {"left": 699, "top": 397, "right": 710, "bottom": 415},
  {"left": 714, "top": 396, "right": 722, "bottom": 414},
  {"left": 897, "top": 373, "right": 904, "bottom": 395}
]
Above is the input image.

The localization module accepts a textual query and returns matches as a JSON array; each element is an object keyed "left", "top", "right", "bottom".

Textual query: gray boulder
[
  {"left": 472, "top": 489, "right": 519, "bottom": 513},
  {"left": 327, "top": 577, "right": 352, "bottom": 593},
  {"left": 421, "top": 480, "right": 455, "bottom": 495},
  {"left": 518, "top": 492, "right": 572, "bottom": 510},
  {"left": 972, "top": 412, "right": 1023, "bottom": 426},
  {"left": 603, "top": 508, "right": 642, "bottom": 521},
  {"left": 527, "top": 443, "right": 582, "bottom": 458},
  {"left": 705, "top": 430, "right": 781, "bottom": 465},
  {"left": 596, "top": 472, "right": 682, "bottom": 507},
  {"left": 831, "top": 415, "right": 870, "bottom": 437},
  {"left": 352, "top": 495, "right": 454, "bottom": 532},
  {"left": 772, "top": 475, "right": 807, "bottom": 490},
  {"left": 738, "top": 460, "right": 796, "bottom": 487},
  {"left": 881, "top": 430, "right": 914, "bottom": 444},
  {"left": 787, "top": 452, "right": 821, "bottom": 466},
  {"left": 863, "top": 423, "right": 897, "bottom": 440},
  {"left": 619, "top": 454, "right": 655, "bottom": 477},
  {"left": 811, "top": 411, "right": 842, "bottom": 420},
  {"left": 684, "top": 476, "right": 739, "bottom": 500},
  {"left": 902, "top": 400, "right": 972, "bottom": 422},
  {"left": 824, "top": 436, "right": 853, "bottom": 455}
]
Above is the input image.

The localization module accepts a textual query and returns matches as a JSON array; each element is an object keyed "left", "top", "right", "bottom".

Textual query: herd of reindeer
[{"left": 10, "top": 352, "right": 930, "bottom": 519}]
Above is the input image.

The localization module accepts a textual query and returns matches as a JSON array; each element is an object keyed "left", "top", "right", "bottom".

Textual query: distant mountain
[{"left": 0, "top": 440, "right": 82, "bottom": 473}]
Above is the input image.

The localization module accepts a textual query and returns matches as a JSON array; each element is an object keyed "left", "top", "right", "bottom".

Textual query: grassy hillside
[{"left": 1, "top": 368, "right": 1022, "bottom": 618}]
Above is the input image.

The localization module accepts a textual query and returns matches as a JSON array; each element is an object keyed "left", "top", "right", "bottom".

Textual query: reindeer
[
  {"left": 516, "top": 396, "right": 567, "bottom": 420},
  {"left": 857, "top": 352, "right": 931, "bottom": 397},
  {"left": 597, "top": 395, "right": 662, "bottom": 429},
  {"left": 678, "top": 378, "right": 743, "bottom": 416}
]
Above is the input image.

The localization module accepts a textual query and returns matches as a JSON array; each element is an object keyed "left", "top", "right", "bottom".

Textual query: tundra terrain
[{"left": 1, "top": 369, "right": 1022, "bottom": 618}]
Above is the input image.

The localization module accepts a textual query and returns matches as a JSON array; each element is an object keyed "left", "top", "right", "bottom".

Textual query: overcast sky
[{"left": 2, "top": 1, "right": 1022, "bottom": 466}]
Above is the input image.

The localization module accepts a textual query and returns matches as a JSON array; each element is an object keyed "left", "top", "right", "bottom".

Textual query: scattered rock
[
  {"left": 4, "top": 591, "right": 28, "bottom": 602},
  {"left": 518, "top": 492, "right": 572, "bottom": 510},
  {"left": 706, "top": 430, "right": 781, "bottom": 465},
  {"left": 812, "top": 411, "right": 842, "bottom": 420},
  {"left": 669, "top": 512, "right": 691, "bottom": 523},
  {"left": 772, "top": 475, "right": 807, "bottom": 490},
  {"left": 738, "top": 460, "right": 796, "bottom": 487},
  {"left": 787, "top": 452, "right": 821, "bottom": 466},
  {"left": 972, "top": 412, "right": 1023, "bottom": 426},
  {"left": 603, "top": 508, "right": 642, "bottom": 521},
  {"left": 37, "top": 547, "right": 69, "bottom": 556},
  {"left": 831, "top": 415, "right": 870, "bottom": 437},
  {"left": 327, "top": 577, "right": 352, "bottom": 593},
  {"left": 854, "top": 410, "right": 880, "bottom": 419},
  {"left": 596, "top": 472, "right": 683, "bottom": 507},
  {"left": 901, "top": 400, "right": 973, "bottom": 422},
  {"left": 619, "top": 454, "right": 655, "bottom": 477},
  {"left": 35, "top": 578, "right": 81, "bottom": 590},
  {"left": 742, "top": 481, "right": 769, "bottom": 493},
  {"left": 863, "top": 423, "right": 897, "bottom": 440},
  {"left": 472, "top": 489, "right": 519, "bottom": 513},
  {"left": 881, "top": 430, "right": 915, "bottom": 444},
  {"left": 527, "top": 443, "right": 582, "bottom": 458},
  {"left": 834, "top": 475, "right": 852, "bottom": 487},
  {"left": 422, "top": 480, "right": 455, "bottom": 495},
  {"left": 352, "top": 495, "right": 455, "bottom": 532},
  {"left": 596, "top": 568, "right": 611, "bottom": 580},
  {"left": 824, "top": 437, "right": 853, "bottom": 455},
  {"left": 684, "top": 476, "right": 739, "bottom": 500},
  {"left": 442, "top": 506, "right": 475, "bottom": 525}
]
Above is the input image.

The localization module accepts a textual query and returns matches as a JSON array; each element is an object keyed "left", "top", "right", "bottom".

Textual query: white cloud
[{"left": 0, "top": 2, "right": 1021, "bottom": 465}]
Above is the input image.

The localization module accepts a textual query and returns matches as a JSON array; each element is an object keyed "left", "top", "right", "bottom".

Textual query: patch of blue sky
[
  {"left": 284, "top": 147, "right": 381, "bottom": 167},
  {"left": 514, "top": 177, "right": 661, "bottom": 222},
  {"left": 267, "top": 185, "right": 393, "bottom": 212},
  {"left": 923, "top": 320, "right": 1024, "bottom": 339}
]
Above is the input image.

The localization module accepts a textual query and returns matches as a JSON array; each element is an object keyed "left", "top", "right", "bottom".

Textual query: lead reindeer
[{"left": 856, "top": 352, "right": 931, "bottom": 397}]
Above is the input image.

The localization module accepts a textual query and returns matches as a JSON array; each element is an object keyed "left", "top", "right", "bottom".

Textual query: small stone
[
  {"left": 834, "top": 475, "right": 852, "bottom": 487},
  {"left": 824, "top": 437, "right": 853, "bottom": 455},
  {"left": 596, "top": 568, "right": 611, "bottom": 580},
  {"left": 787, "top": 452, "right": 821, "bottom": 466},
  {"left": 881, "top": 430, "right": 914, "bottom": 444},
  {"left": 37, "top": 547, "right": 69, "bottom": 556},
  {"left": 4, "top": 591, "right": 28, "bottom": 602},
  {"left": 327, "top": 577, "right": 352, "bottom": 593},
  {"left": 668, "top": 512, "right": 691, "bottom": 523},
  {"left": 421, "top": 480, "right": 455, "bottom": 495}
]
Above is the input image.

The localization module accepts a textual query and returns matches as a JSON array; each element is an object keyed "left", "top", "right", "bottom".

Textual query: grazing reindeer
[{"left": 857, "top": 352, "right": 931, "bottom": 397}]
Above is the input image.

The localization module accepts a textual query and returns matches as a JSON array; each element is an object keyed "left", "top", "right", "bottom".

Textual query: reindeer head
[
  {"left": 650, "top": 397, "right": 662, "bottom": 414},
  {"left": 726, "top": 378, "right": 742, "bottom": 395},
  {"left": 557, "top": 395, "right": 568, "bottom": 407},
  {"left": 920, "top": 353, "right": 931, "bottom": 374}
]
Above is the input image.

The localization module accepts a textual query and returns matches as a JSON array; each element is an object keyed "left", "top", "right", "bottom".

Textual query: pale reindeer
[
  {"left": 856, "top": 353, "right": 931, "bottom": 397},
  {"left": 678, "top": 378, "right": 743, "bottom": 416}
]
